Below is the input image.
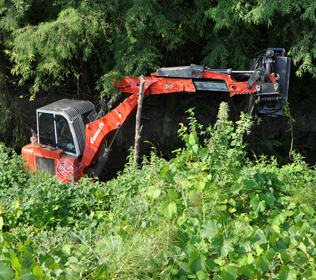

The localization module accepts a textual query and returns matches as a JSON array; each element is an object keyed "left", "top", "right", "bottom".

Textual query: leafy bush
[{"left": 1, "top": 103, "right": 316, "bottom": 279}]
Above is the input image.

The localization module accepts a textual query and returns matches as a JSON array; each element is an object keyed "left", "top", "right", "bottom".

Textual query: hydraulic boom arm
[
  {"left": 21, "top": 48, "right": 290, "bottom": 183},
  {"left": 79, "top": 48, "right": 290, "bottom": 179}
]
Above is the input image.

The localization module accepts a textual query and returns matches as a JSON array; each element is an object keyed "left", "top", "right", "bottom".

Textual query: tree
[
  {"left": 1, "top": 0, "right": 316, "bottom": 147},
  {"left": 5, "top": 1, "right": 316, "bottom": 96}
]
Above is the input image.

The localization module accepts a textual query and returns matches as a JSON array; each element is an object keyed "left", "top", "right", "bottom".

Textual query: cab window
[
  {"left": 38, "top": 113, "right": 55, "bottom": 145},
  {"left": 56, "top": 115, "right": 76, "bottom": 153}
]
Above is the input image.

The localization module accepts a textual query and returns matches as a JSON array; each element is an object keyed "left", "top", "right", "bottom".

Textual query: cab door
[
  {"left": 55, "top": 115, "right": 76, "bottom": 154},
  {"left": 38, "top": 112, "right": 77, "bottom": 156}
]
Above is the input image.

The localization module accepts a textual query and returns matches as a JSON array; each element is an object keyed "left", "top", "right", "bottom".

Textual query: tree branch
[{"left": 134, "top": 75, "right": 145, "bottom": 163}]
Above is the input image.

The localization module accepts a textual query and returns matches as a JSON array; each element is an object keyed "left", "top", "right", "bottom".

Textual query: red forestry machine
[{"left": 22, "top": 48, "right": 291, "bottom": 184}]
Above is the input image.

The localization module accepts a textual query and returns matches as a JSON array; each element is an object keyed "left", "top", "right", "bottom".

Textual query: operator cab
[{"left": 37, "top": 99, "right": 95, "bottom": 157}]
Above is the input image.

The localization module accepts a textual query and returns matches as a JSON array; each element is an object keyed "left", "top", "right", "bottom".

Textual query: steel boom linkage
[{"left": 22, "top": 48, "right": 290, "bottom": 183}]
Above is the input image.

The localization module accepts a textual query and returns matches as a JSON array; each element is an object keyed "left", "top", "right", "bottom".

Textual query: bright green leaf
[
  {"left": 189, "top": 132, "right": 198, "bottom": 145},
  {"left": 147, "top": 186, "right": 161, "bottom": 200},
  {"left": 11, "top": 257, "right": 21, "bottom": 274},
  {"left": 20, "top": 270, "right": 34, "bottom": 280},
  {"left": 33, "top": 266, "right": 44, "bottom": 279},
  {"left": 212, "top": 234, "right": 234, "bottom": 258},
  {"left": 221, "top": 266, "right": 239, "bottom": 280},
  {"left": 300, "top": 203, "right": 314, "bottom": 218},
  {"left": 160, "top": 165, "right": 169, "bottom": 178},
  {"left": 177, "top": 213, "right": 187, "bottom": 226},
  {"left": 167, "top": 189, "right": 178, "bottom": 201},
  {"left": 269, "top": 210, "right": 287, "bottom": 226},
  {"left": 192, "top": 144, "right": 199, "bottom": 154},
  {"left": 201, "top": 220, "right": 217, "bottom": 239},
  {"left": 197, "top": 270, "right": 209, "bottom": 280},
  {"left": 250, "top": 195, "right": 265, "bottom": 213},
  {"left": 238, "top": 264, "right": 255, "bottom": 278},
  {"left": 160, "top": 201, "right": 177, "bottom": 219},
  {"left": 0, "top": 263, "right": 14, "bottom": 280},
  {"left": 199, "top": 148, "right": 208, "bottom": 162},
  {"left": 278, "top": 265, "right": 297, "bottom": 280}
]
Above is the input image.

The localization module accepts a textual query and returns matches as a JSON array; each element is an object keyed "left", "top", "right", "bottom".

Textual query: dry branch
[{"left": 134, "top": 75, "right": 145, "bottom": 163}]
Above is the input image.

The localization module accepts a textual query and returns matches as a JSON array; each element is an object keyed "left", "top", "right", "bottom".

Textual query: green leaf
[
  {"left": 33, "top": 266, "right": 44, "bottom": 279},
  {"left": 279, "top": 249, "right": 290, "bottom": 264},
  {"left": 302, "top": 268, "right": 316, "bottom": 279},
  {"left": 11, "top": 257, "right": 21, "bottom": 274},
  {"left": 168, "top": 158, "right": 178, "bottom": 173},
  {"left": 167, "top": 189, "right": 178, "bottom": 201},
  {"left": 269, "top": 210, "right": 287, "bottom": 226},
  {"left": 294, "top": 251, "right": 308, "bottom": 265},
  {"left": 265, "top": 247, "right": 275, "bottom": 261},
  {"left": 160, "top": 201, "right": 177, "bottom": 219},
  {"left": 197, "top": 270, "right": 209, "bottom": 280},
  {"left": 20, "top": 270, "right": 34, "bottom": 280},
  {"left": 275, "top": 238, "right": 288, "bottom": 251},
  {"left": 278, "top": 265, "right": 297, "bottom": 280},
  {"left": 201, "top": 220, "right": 217, "bottom": 240},
  {"left": 0, "top": 217, "right": 3, "bottom": 230},
  {"left": 300, "top": 204, "right": 315, "bottom": 218},
  {"left": 252, "top": 230, "right": 267, "bottom": 248},
  {"left": 250, "top": 195, "right": 265, "bottom": 213},
  {"left": 296, "top": 220, "right": 310, "bottom": 234},
  {"left": 199, "top": 148, "right": 208, "bottom": 162},
  {"left": 244, "top": 179, "right": 260, "bottom": 190},
  {"left": 160, "top": 165, "right": 169, "bottom": 178},
  {"left": 147, "top": 186, "right": 161, "bottom": 200},
  {"left": 177, "top": 213, "right": 187, "bottom": 226},
  {"left": 212, "top": 234, "right": 234, "bottom": 258},
  {"left": 221, "top": 266, "right": 239, "bottom": 280},
  {"left": 255, "top": 257, "right": 269, "bottom": 274},
  {"left": 260, "top": 192, "right": 276, "bottom": 206},
  {"left": 178, "top": 232, "right": 190, "bottom": 248},
  {"left": 183, "top": 134, "right": 190, "bottom": 145},
  {"left": 192, "top": 144, "right": 199, "bottom": 154},
  {"left": 188, "top": 251, "right": 205, "bottom": 274},
  {"left": 0, "top": 263, "right": 14, "bottom": 280},
  {"left": 189, "top": 132, "right": 198, "bottom": 145},
  {"left": 205, "top": 260, "right": 220, "bottom": 273},
  {"left": 238, "top": 264, "right": 255, "bottom": 278}
]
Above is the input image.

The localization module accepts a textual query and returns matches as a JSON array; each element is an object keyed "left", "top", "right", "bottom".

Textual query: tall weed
[{"left": 1, "top": 103, "right": 316, "bottom": 279}]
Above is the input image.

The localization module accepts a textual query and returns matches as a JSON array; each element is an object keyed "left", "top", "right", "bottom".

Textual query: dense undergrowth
[{"left": 1, "top": 103, "right": 316, "bottom": 279}]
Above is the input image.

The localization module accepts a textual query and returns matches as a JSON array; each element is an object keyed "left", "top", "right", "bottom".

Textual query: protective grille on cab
[
  {"left": 36, "top": 157, "right": 55, "bottom": 176},
  {"left": 65, "top": 102, "right": 94, "bottom": 120},
  {"left": 73, "top": 118, "right": 85, "bottom": 154}
]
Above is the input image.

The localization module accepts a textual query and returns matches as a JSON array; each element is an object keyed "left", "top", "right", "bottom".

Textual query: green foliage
[
  {"left": 2, "top": 0, "right": 316, "bottom": 99},
  {"left": 7, "top": 7, "right": 101, "bottom": 94},
  {"left": 1, "top": 103, "right": 316, "bottom": 278},
  {"left": 0, "top": 92, "right": 26, "bottom": 148}
]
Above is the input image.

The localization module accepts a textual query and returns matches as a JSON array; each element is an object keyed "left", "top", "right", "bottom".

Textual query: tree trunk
[{"left": 134, "top": 75, "right": 145, "bottom": 163}]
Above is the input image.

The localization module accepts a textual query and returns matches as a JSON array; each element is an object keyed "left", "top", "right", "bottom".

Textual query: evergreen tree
[
  {"left": 4, "top": 0, "right": 316, "bottom": 97},
  {"left": 1, "top": 0, "right": 316, "bottom": 146}
]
